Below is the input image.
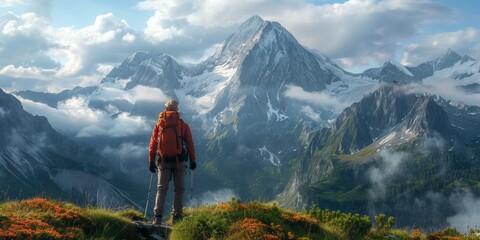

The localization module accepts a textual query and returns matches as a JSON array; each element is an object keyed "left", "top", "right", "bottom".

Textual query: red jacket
[{"left": 148, "top": 115, "right": 195, "bottom": 164}]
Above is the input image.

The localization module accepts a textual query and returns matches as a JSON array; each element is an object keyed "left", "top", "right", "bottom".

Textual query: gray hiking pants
[{"left": 153, "top": 161, "right": 186, "bottom": 217}]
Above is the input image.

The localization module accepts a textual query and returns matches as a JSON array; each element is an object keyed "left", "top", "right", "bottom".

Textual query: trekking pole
[
  {"left": 144, "top": 173, "right": 154, "bottom": 219},
  {"left": 190, "top": 169, "right": 194, "bottom": 200}
]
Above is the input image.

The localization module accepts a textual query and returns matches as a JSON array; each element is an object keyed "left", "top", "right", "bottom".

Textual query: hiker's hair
[{"left": 165, "top": 100, "right": 179, "bottom": 111}]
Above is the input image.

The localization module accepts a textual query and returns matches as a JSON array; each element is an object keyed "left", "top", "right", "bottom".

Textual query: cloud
[
  {"left": 89, "top": 85, "right": 169, "bottom": 104},
  {"left": 447, "top": 192, "right": 480, "bottom": 233},
  {"left": 0, "top": 12, "right": 58, "bottom": 69},
  {"left": 367, "top": 149, "right": 407, "bottom": 200},
  {"left": 188, "top": 188, "right": 237, "bottom": 207},
  {"left": 51, "top": 13, "right": 142, "bottom": 78},
  {"left": 0, "top": 11, "right": 153, "bottom": 91},
  {"left": 28, "top": 0, "right": 51, "bottom": 20},
  {"left": 301, "top": 106, "right": 321, "bottom": 121},
  {"left": 17, "top": 95, "right": 150, "bottom": 137},
  {"left": 0, "top": 0, "right": 23, "bottom": 7},
  {"left": 0, "top": 65, "right": 56, "bottom": 79},
  {"left": 401, "top": 28, "right": 480, "bottom": 66},
  {"left": 0, "top": 106, "right": 5, "bottom": 117},
  {"left": 401, "top": 78, "right": 480, "bottom": 107},
  {"left": 101, "top": 142, "right": 148, "bottom": 175},
  {"left": 284, "top": 85, "right": 349, "bottom": 111},
  {"left": 276, "top": 0, "right": 453, "bottom": 68},
  {"left": 129, "top": 85, "right": 169, "bottom": 102},
  {"left": 102, "top": 142, "right": 146, "bottom": 161}
]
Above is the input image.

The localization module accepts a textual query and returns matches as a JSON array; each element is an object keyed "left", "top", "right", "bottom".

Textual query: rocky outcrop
[{"left": 134, "top": 221, "right": 171, "bottom": 240}]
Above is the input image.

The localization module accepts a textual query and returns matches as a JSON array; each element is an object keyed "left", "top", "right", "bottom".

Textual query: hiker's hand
[
  {"left": 149, "top": 163, "right": 157, "bottom": 173},
  {"left": 189, "top": 162, "right": 196, "bottom": 170}
]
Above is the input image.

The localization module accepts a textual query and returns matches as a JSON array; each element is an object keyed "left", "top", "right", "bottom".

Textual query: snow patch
[
  {"left": 379, "top": 132, "right": 396, "bottom": 145},
  {"left": 259, "top": 146, "right": 281, "bottom": 167},
  {"left": 451, "top": 124, "right": 466, "bottom": 131},
  {"left": 388, "top": 59, "right": 414, "bottom": 77},
  {"left": 176, "top": 63, "right": 237, "bottom": 115},
  {"left": 266, "top": 95, "right": 288, "bottom": 121}
]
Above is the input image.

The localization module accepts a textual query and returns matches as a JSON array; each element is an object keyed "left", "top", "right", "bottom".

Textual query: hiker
[{"left": 148, "top": 99, "right": 196, "bottom": 225}]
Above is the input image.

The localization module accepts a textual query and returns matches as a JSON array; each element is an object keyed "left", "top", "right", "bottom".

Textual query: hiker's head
[{"left": 165, "top": 100, "right": 179, "bottom": 111}]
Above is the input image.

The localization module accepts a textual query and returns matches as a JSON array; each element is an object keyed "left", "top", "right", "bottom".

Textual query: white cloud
[
  {"left": 16, "top": 95, "right": 150, "bottom": 137},
  {"left": 102, "top": 142, "right": 146, "bottom": 161},
  {"left": 368, "top": 149, "right": 406, "bottom": 200},
  {"left": 275, "top": 0, "right": 453, "bottom": 68},
  {"left": 0, "top": 11, "right": 151, "bottom": 91},
  {"left": 402, "top": 77, "right": 480, "bottom": 107},
  {"left": 301, "top": 106, "right": 321, "bottom": 121},
  {"left": 0, "top": 106, "right": 5, "bottom": 117},
  {"left": 188, "top": 188, "right": 237, "bottom": 207},
  {"left": 0, "top": 65, "right": 55, "bottom": 79},
  {"left": 284, "top": 85, "right": 349, "bottom": 111},
  {"left": 52, "top": 13, "right": 141, "bottom": 78},
  {"left": 401, "top": 28, "right": 480, "bottom": 66},
  {"left": 0, "top": 12, "right": 57, "bottom": 69},
  {"left": 0, "top": 0, "right": 23, "bottom": 8},
  {"left": 90, "top": 85, "right": 169, "bottom": 103},
  {"left": 129, "top": 85, "right": 169, "bottom": 102},
  {"left": 144, "top": 11, "right": 184, "bottom": 42},
  {"left": 447, "top": 192, "right": 480, "bottom": 233}
]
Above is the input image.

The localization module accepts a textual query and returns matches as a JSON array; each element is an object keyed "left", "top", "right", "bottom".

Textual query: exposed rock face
[
  {"left": 305, "top": 84, "right": 453, "bottom": 156},
  {"left": 134, "top": 221, "right": 171, "bottom": 240},
  {"left": 278, "top": 82, "right": 480, "bottom": 227}
]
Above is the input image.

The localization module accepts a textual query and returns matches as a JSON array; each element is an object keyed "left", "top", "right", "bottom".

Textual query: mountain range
[{"left": 5, "top": 15, "right": 480, "bottom": 228}]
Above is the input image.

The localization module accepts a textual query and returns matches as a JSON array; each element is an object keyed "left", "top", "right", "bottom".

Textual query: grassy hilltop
[{"left": 1, "top": 197, "right": 480, "bottom": 239}]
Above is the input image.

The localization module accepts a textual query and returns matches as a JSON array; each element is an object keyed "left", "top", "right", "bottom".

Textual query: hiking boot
[
  {"left": 172, "top": 215, "right": 183, "bottom": 224},
  {"left": 152, "top": 215, "right": 162, "bottom": 225}
]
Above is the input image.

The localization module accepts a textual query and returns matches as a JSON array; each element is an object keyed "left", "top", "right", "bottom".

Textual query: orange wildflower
[{"left": 262, "top": 233, "right": 280, "bottom": 240}]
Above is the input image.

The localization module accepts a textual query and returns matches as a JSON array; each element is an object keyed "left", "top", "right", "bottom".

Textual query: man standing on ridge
[{"left": 148, "top": 100, "right": 196, "bottom": 225}]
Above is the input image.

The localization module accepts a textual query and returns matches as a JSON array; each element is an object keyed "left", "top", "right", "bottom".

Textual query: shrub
[
  {"left": 374, "top": 213, "right": 395, "bottom": 236},
  {"left": 308, "top": 205, "right": 371, "bottom": 239},
  {"left": 427, "top": 227, "right": 462, "bottom": 240}
]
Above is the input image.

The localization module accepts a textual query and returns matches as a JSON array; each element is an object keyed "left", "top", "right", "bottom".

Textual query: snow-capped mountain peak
[
  {"left": 209, "top": 15, "right": 298, "bottom": 68},
  {"left": 386, "top": 58, "right": 414, "bottom": 77},
  {"left": 434, "top": 48, "right": 463, "bottom": 70}
]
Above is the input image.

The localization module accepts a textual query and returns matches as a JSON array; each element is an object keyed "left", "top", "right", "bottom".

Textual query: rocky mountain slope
[
  {"left": 279, "top": 83, "right": 480, "bottom": 227},
  {"left": 0, "top": 88, "right": 142, "bottom": 207}
]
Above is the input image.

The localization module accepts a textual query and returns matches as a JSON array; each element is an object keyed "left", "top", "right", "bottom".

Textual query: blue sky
[{"left": 0, "top": 0, "right": 479, "bottom": 92}]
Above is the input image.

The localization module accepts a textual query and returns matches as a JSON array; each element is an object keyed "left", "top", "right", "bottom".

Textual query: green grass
[
  {"left": 84, "top": 208, "right": 138, "bottom": 239},
  {"left": 335, "top": 144, "right": 379, "bottom": 161}
]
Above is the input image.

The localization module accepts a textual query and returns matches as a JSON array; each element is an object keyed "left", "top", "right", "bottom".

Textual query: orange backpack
[{"left": 157, "top": 111, "right": 183, "bottom": 158}]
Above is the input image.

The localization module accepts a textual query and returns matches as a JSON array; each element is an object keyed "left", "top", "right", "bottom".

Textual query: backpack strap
[{"left": 156, "top": 111, "right": 166, "bottom": 166}]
